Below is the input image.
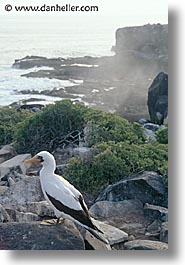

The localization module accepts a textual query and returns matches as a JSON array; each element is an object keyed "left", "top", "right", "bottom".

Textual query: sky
[{"left": 0, "top": 0, "right": 168, "bottom": 25}]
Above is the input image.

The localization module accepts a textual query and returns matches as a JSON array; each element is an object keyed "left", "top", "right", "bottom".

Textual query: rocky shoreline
[{"left": 12, "top": 24, "right": 168, "bottom": 121}]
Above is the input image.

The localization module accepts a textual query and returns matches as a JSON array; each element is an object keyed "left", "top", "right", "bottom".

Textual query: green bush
[
  {"left": 13, "top": 100, "right": 145, "bottom": 154},
  {"left": 14, "top": 100, "right": 87, "bottom": 154},
  {"left": 0, "top": 107, "right": 31, "bottom": 145},
  {"left": 64, "top": 141, "right": 168, "bottom": 195},
  {"left": 83, "top": 110, "right": 145, "bottom": 146},
  {"left": 156, "top": 127, "right": 168, "bottom": 144}
]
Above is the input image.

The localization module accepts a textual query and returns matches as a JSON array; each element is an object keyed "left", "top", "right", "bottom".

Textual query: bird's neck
[{"left": 40, "top": 162, "right": 56, "bottom": 178}]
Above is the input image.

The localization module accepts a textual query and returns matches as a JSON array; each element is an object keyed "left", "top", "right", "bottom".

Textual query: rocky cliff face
[{"left": 114, "top": 24, "right": 168, "bottom": 73}]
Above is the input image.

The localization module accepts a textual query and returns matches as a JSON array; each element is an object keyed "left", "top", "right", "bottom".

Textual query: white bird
[{"left": 25, "top": 151, "right": 108, "bottom": 244}]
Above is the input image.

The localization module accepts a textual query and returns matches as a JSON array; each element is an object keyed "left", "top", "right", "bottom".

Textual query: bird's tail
[{"left": 87, "top": 227, "right": 109, "bottom": 245}]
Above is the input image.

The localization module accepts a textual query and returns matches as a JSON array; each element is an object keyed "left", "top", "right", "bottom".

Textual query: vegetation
[
  {"left": 156, "top": 127, "right": 168, "bottom": 144},
  {"left": 0, "top": 107, "right": 32, "bottom": 145},
  {"left": 0, "top": 100, "right": 168, "bottom": 195},
  {"left": 13, "top": 100, "right": 145, "bottom": 154},
  {"left": 65, "top": 141, "right": 168, "bottom": 195}
]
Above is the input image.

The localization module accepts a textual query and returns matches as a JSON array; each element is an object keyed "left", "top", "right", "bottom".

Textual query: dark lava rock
[
  {"left": 160, "top": 222, "right": 168, "bottom": 243},
  {"left": 17, "top": 104, "right": 45, "bottom": 112},
  {"left": 144, "top": 203, "right": 168, "bottom": 222},
  {"left": 147, "top": 72, "right": 168, "bottom": 124},
  {"left": 96, "top": 171, "right": 167, "bottom": 207},
  {"left": 0, "top": 220, "right": 85, "bottom": 250}
]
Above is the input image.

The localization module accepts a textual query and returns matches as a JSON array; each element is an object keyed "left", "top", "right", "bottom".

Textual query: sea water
[{"left": 0, "top": 16, "right": 121, "bottom": 106}]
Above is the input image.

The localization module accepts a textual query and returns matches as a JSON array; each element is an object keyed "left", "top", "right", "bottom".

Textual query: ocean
[{"left": 0, "top": 16, "right": 124, "bottom": 107}]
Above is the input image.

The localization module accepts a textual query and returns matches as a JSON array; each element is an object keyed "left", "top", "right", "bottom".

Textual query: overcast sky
[{"left": 0, "top": 0, "right": 168, "bottom": 25}]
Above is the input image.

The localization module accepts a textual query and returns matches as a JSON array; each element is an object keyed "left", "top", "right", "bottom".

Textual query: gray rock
[
  {"left": 0, "top": 204, "right": 11, "bottom": 222},
  {"left": 124, "top": 239, "right": 168, "bottom": 250},
  {"left": 0, "top": 145, "right": 16, "bottom": 164},
  {"left": 96, "top": 171, "right": 167, "bottom": 207},
  {"left": 85, "top": 231, "right": 111, "bottom": 250},
  {"left": 7, "top": 177, "right": 16, "bottom": 187},
  {"left": 160, "top": 222, "right": 168, "bottom": 243},
  {"left": 0, "top": 186, "right": 9, "bottom": 196},
  {"left": 90, "top": 200, "right": 146, "bottom": 229},
  {"left": 6, "top": 208, "right": 40, "bottom": 223},
  {"left": 92, "top": 219, "right": 128, "bottom": 245},
  {"left": 0, "top": 154, "right": 31, "bottom": 178},
  {"left": 73, "top": 147, "right": 92, "bottom": 160},
  {"left": 27, "top": 201, "right": 55, "bottom": 217},
  {"left": 120, "top": 223, "right": 146, "bottom": 239},
  {"left": 144, "top": 203, "right": 168, "bottom": 222},
  {"left": 146, "top": 220, "right": 161, "bottom": 235},
  {"left": 0, "top": 220, "right": 85, "bottom": 250},
  {"left": 0, "top": 176, "right": 44, "bottom": 209}
]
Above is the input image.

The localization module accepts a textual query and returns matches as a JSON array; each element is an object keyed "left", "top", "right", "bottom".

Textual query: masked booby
[{"left": 25, "top": 151, "right": 108, "bottom": 244}]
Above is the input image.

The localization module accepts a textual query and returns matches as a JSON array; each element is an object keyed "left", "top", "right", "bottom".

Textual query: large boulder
[
  {"left": 0, "top": 176, "right": 44, "bottom": 210},
  {"left": 147, "top": 72, "right": 168, "bottom": 124},
  {"left": 124, "top": 239, "right": 168, "bottom": 250},
  {"left": 89, "top": 200, "right": 147, "bottom": 238},
  {"left": 0, "top": 154, "right": 31, "bottom": 178},
  {"left": 0, "top": 220, "right": 85, "bottom": 250},
  {"left": 96, "top": 171, "right": 167, "bottom": 207}
]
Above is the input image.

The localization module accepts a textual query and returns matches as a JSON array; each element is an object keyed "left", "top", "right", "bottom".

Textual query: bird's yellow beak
[{"left": 24, "top": 156, "right": 41, "bottom": 163}]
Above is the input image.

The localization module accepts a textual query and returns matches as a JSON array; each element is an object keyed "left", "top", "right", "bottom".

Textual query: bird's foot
[
  {"left": 40, "top": 219, "right": 56, "bottom": 226},
  {"left": 56, "top": 217, "right": 65, "bottom": 225}
]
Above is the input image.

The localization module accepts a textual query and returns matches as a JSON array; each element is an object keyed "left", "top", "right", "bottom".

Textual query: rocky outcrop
[
  {"left": 96, "top": 171, "right": 168, "bottom": 207},
  {"left": 115, "top": 24, "right": 168, "bottom": 67},
  {"left": 147, "top": 72, "right": 168, "bottom": 124},
  {"left": 0, "top": 220, "right": 85, "bottom": 250}
]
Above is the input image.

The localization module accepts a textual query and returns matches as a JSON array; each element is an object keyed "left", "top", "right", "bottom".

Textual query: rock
[
  {"left": 124, "top": 240, "right": 168, "bottom": 250},
  {"left": 147, "top": 72, "right": 168, "bottom": 124},
  {"left": 6, "top": 208, "right": 40, "bottom": 223},
  {"left": 96, "top": 171, "right": 167, "bottom": 207},
  {"left": 0, "top": 145, "right": 16, "bottom": 164},
  {"left": 73, "top": 147, "right": 92, "bottom": 160},
  {"left": 0, "top": 186, "right": 8, "bottom": 196},
  {"left": 89, "top": 200, "right": 146, "bottom": 234},
  {"left": 0, "top": 204, "right": 11, "bottom": 222},
  {"left": 144, "top": 123, "right": 163, "bottom": 131},
  {"left": 145, "top": 220, "right": 161, "bottom": 239},
  {"left": 17, "top": 104, "right": 45, "bottom": 112},
  {"left": 92, "top": 219, "right": 128, "bottom": 245},
  {"left": 144, "top": 203, "right": 168, "bottom": 222},
  {"left": 138, "top": 118, "right": 148, "bottom": 125},
  {"left": 0, "top": 220, "right": 85, "bottom": 250},
  {"left": 27, "top": 201, "right": 55, "bottom": 217},
  {"left": 160, "top": 222, "right": 168, "bottom": 243},
  {"left": 0, "top": 176, "right": 44, "bottom": 209},
  {"left": 0, "top": 154, "right": 31, "bottom": 178},
  {"left": 85, "top": 232, "right": 111, "bottom": 250},
  {"left": 120, "top": 223, "right": 146, "bottom": 239},
  {"left": 7, "top": 177, "right": 16, "bottom": 187}
]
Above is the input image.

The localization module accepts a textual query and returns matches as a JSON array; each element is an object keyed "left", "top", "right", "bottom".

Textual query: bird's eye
[{"left": 37, "top": 155, "right": 44, "bottom": 162}]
